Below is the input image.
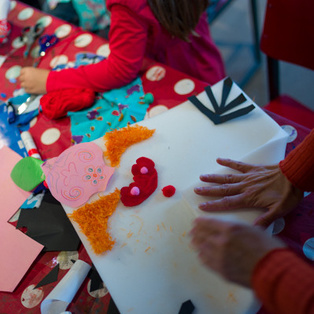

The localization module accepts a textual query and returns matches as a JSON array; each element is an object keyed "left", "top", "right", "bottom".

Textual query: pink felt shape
[
  {"left": 0, "top": 146, "right": 43, "bottom": 292},
  {"left": 121, "top": 157, "right": 158, "bottom": 207},
  {"left": 41, "top": 142, "right": 115, "bottom": 208}
]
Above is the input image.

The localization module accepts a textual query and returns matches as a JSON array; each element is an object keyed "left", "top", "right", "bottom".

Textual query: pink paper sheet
[{"left": 0, "top": 146, "right": 43, "bottom": 292}]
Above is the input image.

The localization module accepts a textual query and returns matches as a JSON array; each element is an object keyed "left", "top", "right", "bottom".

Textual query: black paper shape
[
  {"left": 188, "top": 77, "right": 255, "bottom": 124},
  {"left": 34, "top": 264, "right": 59, "bottom": 289},
  {"left": 88, "top": 264, "right": 104, "bottom": 292},
  {"left": 16, "top": 190, "right": 81, "bottom": 251},
  {"left": 178, "top": 300, "right": 195, "bottom": 314},
  {"left": 108, "top": 297, "right": 120, "bottom": 314}
]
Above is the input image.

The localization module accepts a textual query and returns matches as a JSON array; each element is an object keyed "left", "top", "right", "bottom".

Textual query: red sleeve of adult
[
  {"left": 279, "top": 129, "right": 314, "bottom": 192},
  {"left": 252, "top": 248, "right": 314, "bottom": 314},
  {"left": 46, "top": 4, "right": 148, "bottom": 93}
]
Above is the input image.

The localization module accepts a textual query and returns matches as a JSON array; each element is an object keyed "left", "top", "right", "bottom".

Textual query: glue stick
[{"left": 21, "top": 131, "right": 41, "bottom": 159}]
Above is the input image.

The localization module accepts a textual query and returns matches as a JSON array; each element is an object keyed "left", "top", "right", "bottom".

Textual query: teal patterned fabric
[
  {"left": 72, "top": 0, "right": 110, "bottom": 32},
  {"left": 69, "top": 77, "right": 148, "bottom": 144}
]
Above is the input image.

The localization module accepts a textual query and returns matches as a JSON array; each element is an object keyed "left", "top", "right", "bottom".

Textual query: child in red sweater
[{"left": 19, "top": 0, "right": 225, "bottom": 94}]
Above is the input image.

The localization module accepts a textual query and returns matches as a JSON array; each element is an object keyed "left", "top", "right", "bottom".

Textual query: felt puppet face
[{"left": 41, "top": 142, "right": 115, "bottom": 208}]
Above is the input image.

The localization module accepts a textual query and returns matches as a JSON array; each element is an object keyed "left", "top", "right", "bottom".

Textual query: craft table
[{"left": 0, "top": 1, "right": 313, "bottom": 314}]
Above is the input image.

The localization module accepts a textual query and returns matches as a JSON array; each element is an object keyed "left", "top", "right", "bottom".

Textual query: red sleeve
[
  {"left": 46, "top": 4, "right": 148, "bottom": 92},
  {"left": 279, "top": 129, "right": 314, "bottom": 192},
  {"left": 252, "top": 248, "right": 314, "bottom": 314}
]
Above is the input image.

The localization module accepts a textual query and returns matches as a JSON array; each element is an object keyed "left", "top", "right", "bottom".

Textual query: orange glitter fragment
[
  {"left": 68, "top": 188, "right": 120, "bottom": 255},
  {"left": 103, "top": 125, "right": 155, "bottom": 167}
]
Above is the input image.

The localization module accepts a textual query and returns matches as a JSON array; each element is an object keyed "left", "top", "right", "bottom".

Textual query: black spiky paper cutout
[{"left": 188, "top": 77, "right": 255, "bottom": 124}]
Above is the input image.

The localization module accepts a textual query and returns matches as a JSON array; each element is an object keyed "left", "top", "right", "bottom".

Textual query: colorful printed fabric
[
  {"left": 46, "top": 0, "right": 110, "bottom": 32},
  {"left": 72, "top": 0, "right": 110, "bottom": 32},
  {"left": 69, "top": 77, "right": 148, "bottom": 144}
]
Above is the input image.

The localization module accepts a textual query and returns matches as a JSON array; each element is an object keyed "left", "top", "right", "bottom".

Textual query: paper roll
[{"left": 41, "top": 260, "right": 91, "bottom": 314}]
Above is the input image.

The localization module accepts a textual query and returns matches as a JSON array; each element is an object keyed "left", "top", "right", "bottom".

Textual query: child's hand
[{"left": 19, "top": 67, "right": 49, "bottom": 94}]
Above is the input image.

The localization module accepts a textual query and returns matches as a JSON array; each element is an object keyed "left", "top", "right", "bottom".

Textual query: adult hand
[
  {"left": 190, "top": 217, "right": 286, "bottom": 287},
  {"left": 194, "top": 158, "right": 303, "bottom": 227},
  {"left": 19, "top": 67, "right": 49, "bottom": 94}
]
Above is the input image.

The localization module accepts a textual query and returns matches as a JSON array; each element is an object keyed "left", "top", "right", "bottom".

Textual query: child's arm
[
  {"left": 19, "top": 68, "right": 49, "bottom": 94},
  {"left": 47, "top": 5, "right": 148, "bottom": 93}
]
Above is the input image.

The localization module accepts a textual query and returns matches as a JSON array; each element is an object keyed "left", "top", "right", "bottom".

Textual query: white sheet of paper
[{"left": 63, "top": 79, "right": 288, "bottom": 313}]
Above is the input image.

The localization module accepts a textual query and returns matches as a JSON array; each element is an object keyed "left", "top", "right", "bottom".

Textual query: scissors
[
  {"left": 32, "top": 34, "right": 59, "bottom": 67},
  {"left": 21, "top": 23, "right": 45, "bottom": 59},
  {"left": 38, "top": 34, "right": 59, "bottom": 57}
]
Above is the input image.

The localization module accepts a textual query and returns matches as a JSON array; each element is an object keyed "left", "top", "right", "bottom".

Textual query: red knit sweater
[
  {"left": 253, "top": 129, "right": 314, "bottom": 314},
  {"left": 47, "top": 0, "right": 225, "bottom": 93}
]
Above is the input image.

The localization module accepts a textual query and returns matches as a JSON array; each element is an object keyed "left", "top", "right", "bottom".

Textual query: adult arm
[
  {"left": 194, "top": 129, "right": 314, "bottom": 227},
  {"left": 253, "top": 248, "right": 314, "bottom": 314},
  {"left": 189, "top": 217, "right": 314, "bottom": 314},
  {"left": 279, "top": 129, "right": 314, "bottom": 191}
]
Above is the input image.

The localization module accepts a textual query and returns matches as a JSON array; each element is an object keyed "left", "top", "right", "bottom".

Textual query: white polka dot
[
  {"left": 96, "top": 44, "right": 110, "bottom": 57},
  {"left": 49, "top": 55, "right": 69, "bottom": 68},
  {"left": 5, "top": 65, "right": 22, "bottom": 80},
  {"left": 57, "top": 251, "right": 79, "bottom": 270},
  {"left": 146, "top": 66, "right": 166, "bottom": 81},
  {"left": 18, "top": 8, "right": 34, "bottom": 20},
  {"left": 272, "top": 218, "right": 285, "bottom": 235},
  {"left": 87, "top": 280, "right": 109, "bottom": 298},
  {"left": 41, "top": 128, "right": 61, "bottom": 145},
  {"left": 21, "top": 285, "right": 44, "bottom": 308},
  {"left": 29, "top": 117, "right": 38, "bottom": 128},
  {"left": 55, "top": 24, "right": 72, "bottom": 38},
  {"left": 10, "top": 1, "right": 17, "bottom": 10},
  {"left": 12, "top": 36, "right": 25, "bottom": 49},
  {"left": 174, "top": 79, "right": 195, "bottom": 95},
  {"left": 146, "top": 105, "right": 168, "bottom": 118},
  {"left": 74, "top": 34, "right": 93, "bottom": 48},
  {"left": 303, "top": 238, "right": 314, "bottom": 261},
  {"left": 281, "top": 125, "right": 298, "bottom": 143},
  {"left": 37, "top": 16, "right": 53, "bottom": 28}
]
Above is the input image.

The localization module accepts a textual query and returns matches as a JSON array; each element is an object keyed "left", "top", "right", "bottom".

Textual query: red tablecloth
[{"left": 0, "top": 2, "right": 313, "bottom": 313}]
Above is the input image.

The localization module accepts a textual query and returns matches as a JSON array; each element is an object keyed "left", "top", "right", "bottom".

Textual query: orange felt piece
[
  {"left": 68, "top": 188, "right": 120, "bottom": 255},
  {"left": 103, "top": 125, "right": 155, "bottom": 167}
]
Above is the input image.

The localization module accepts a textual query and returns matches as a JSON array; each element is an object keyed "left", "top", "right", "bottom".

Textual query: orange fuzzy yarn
[
  {"left": 68, "top": 189, "right": 120, "bottom": 255},
  {"left": 104, "top": 125, "right": 155, "bottom": 167}
]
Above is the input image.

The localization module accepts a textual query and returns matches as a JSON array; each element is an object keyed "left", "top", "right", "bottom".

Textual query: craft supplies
[
  {"left": 6, "top": 101, "right": 16, "bottom": 123},
  {"left": 41, "top": 142, "right": 115, "bottom": 208},
  {"left": 40, "top": 88, "right": 95, "bottom": 119},
  {"left": 143, "top": 92, "right": 154, "bottom": 104},
  {"left": 69, "top": 188, "right": 120, "bottom": 255},
  {"left": 120, "top": 157, "right": 158, "bottom": 207},
  {"left": 21, "top": 23, "right": 44, "bottom": 59},
  {"left": 33, "top": 33, "right": 59, "bottom": 67},
  {"left": 104, "top": 125, "right": 155, "bottom": 167},
  {"left": 20, "top": 131, "right": 41, "bottom": 159}
]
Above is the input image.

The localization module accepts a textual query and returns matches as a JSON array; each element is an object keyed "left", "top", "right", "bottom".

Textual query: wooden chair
[{"left": 260, "top": 0, "right": 314, "bottom": 129}]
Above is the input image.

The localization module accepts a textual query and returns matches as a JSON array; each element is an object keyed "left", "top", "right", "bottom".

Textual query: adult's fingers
[
  {"left": 194, "top": 182, "right": 243, "bottom": 197},
  {"left": 216, "top": 158, "right": 258, "bottom": 174},
  {"left": 199, "top": 173, "right": 244, "bottom": 184},
  {"left": 198, "top": 194, "right": 247, "bottom": 211}
]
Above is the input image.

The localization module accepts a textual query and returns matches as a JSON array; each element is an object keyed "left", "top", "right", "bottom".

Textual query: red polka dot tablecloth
[{"left": 0, "top": 2, "right": 313, "bottom": 314}]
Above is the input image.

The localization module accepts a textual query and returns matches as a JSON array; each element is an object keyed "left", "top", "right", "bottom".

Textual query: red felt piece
[
  {"left": 121, "top": 157, "right": 158, "bottom": 207},
  {"left": 40, "top": 88, "right": 96, "bottom": 120},
  {"left": 162, "top": 185, "right": 176, "bottom": 197}
]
